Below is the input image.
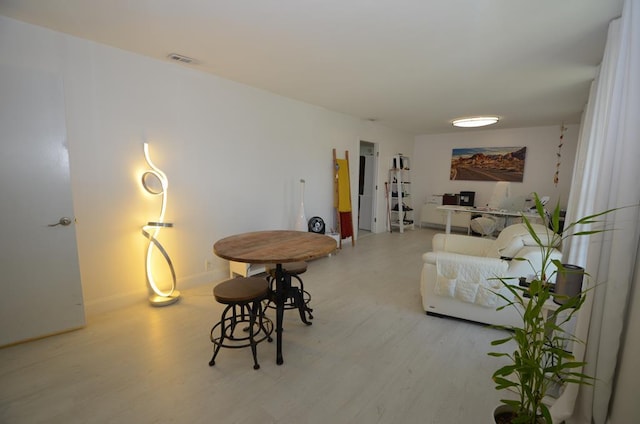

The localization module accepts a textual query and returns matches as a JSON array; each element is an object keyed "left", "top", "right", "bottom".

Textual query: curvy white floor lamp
[
  {"left": 294, "top": 178, "right": 307, "bottom": 231},
  {"left": 141, "top": 143, "right": 180, "bottom": 306}
]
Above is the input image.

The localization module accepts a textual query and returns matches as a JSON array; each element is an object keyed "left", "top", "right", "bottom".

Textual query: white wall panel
[
  {"left": 1, "top": 16, "right": 414, "bottom": 315},
  {"left": 412, "top": 125, "right": 579, "bottom": 212}
]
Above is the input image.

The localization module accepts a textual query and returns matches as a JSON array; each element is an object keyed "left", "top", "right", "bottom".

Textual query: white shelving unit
[{"left": 387, "top": 154, "right": 414, "bottom": 233}]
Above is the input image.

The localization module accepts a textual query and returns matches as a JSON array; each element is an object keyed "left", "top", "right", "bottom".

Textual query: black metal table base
[{"left": 267, "top": 273, "right": 314, "bottom": 323}]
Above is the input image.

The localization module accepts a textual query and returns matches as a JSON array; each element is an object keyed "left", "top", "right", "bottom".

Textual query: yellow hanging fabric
[
  {"left": 335, "top": 159, "right": 352, "bottom": 212},
  {"left": 333, "top": 149, "right": 354, "bottom": 247}
]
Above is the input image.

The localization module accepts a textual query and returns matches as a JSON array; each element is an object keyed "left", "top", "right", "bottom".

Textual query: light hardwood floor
[{"left": 0, "top": 228, "right": 511, "bottom": 424}]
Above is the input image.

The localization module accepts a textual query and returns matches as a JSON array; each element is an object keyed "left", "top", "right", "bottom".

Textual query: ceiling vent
[{"left": 167, "top": 53, "right": 195, "bottom": 64}]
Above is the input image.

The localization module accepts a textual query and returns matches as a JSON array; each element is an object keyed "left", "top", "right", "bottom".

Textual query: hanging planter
[
  {"left": 553, "top": 124, "right": 566, "bottom": 187},
  {"left": 554, "top": 264, "right": 585, "bottom": 305}
]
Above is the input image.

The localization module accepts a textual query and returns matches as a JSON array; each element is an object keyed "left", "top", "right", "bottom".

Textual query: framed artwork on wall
[{"left": 450, "top": 146, "right": 526, "bottom": 182}]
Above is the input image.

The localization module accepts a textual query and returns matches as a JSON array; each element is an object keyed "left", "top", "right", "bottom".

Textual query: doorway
[{"left": 358, "top": 141, "right": 378, "bottom": 234}]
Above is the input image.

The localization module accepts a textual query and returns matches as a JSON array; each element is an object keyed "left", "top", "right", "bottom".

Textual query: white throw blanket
[{"left": 434, "top": 252, "right": 508, "bottom": 307}]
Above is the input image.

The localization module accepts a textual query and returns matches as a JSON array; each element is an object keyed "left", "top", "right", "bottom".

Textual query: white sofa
[{"left": 420, "top": 223, "right": 561, "bottom": 328}]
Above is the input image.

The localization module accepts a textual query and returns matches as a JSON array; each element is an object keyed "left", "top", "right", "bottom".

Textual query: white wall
[
  {"left": 1, "top": 16, "right": 414, "bottom": 315},
  {"left": 412, "top": 125, "right": 579, "bottom": 213}
]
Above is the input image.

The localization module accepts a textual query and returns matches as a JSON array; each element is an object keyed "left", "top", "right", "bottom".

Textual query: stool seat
[
  {"left": 214, "top": 277, "right": 270, "bottom": 303},
  {"left": 209, "top": 276, "right": 273, "bottom": 370}
]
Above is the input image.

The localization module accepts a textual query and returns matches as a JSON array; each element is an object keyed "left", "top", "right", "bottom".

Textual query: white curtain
[{"left": 550, "top": 1, "right": 640, "bottom": 423}]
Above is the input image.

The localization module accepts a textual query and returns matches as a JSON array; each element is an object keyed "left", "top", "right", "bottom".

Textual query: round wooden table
[{"left": 214, "top": 230, "right": 337, "bottom": 364}]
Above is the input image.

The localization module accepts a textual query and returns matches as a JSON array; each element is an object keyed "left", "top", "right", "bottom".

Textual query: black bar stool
[
  {"left": 209, "top": 277, "right": 273, "bottom": 370},
  {"left": 265, "top": 262, "right": 313, "bottom": 324}
]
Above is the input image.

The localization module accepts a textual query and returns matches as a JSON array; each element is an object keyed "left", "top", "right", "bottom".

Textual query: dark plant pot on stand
[
  {"left": 554, "top": 264, "right": 584, "bottom": 305},
  {"left": 493, "top": 405, "right": 546, "bottom": 424},
  {"left": 493, "top": 404, "right": 517, "bottom": 424}
]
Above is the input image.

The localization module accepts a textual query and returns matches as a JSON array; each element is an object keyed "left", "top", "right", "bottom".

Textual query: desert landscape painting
[{"left": 450, "top": 146, "right": 526, "bottom": 181}]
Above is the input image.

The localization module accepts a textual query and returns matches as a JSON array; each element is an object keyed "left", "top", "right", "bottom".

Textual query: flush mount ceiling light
[{"left": 452, "top": 116, "right": 500, "bottom": 128}]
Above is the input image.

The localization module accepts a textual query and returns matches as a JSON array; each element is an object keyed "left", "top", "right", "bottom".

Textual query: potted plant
[{"left": 489, "top": 193, "right": 616, "bottom": 424}]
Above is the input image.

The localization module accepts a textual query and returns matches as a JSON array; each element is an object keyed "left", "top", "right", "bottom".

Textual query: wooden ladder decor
[{"left": 333, "top": 149, "right": 355, "bottom": 248}]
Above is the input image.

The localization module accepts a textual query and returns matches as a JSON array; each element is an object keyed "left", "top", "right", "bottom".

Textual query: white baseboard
[{"left": 84, "top": 268, "right": 229, "bottom": 317}]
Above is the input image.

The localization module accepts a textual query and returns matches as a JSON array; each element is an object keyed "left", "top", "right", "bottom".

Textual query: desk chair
[
  {"left": 209, "top": 277, "right": 273, "bottom": 370},
  {"left": 470, "top": 181, "right": 511, "bottom": 236},
  {"left": 470, "top": 216, "right": 498, "bottom": 237}
]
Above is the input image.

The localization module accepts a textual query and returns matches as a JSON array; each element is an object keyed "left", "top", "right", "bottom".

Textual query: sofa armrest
[
  {"left": 423, "top": 250, "right": 508, "bottom": 268},
  {"left": 432, "top": 233, "right": 494, "bottom": 256},
  {"left": 506, "top": 246, "right": 563, "bottom": 280}
]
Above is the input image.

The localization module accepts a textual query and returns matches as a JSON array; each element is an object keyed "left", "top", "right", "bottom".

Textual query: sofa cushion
[{"left": 489, "top": 223, "right": 552, "bottom": 259}]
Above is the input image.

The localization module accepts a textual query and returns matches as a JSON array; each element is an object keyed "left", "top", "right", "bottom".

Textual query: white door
[{"left": 0, "top": 65, "right": 85, "bottom": 346}]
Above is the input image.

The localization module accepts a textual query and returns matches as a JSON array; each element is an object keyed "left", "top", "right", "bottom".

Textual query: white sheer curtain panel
[{"left": 550, "top": 1, "right": 640, "bottom": 423}]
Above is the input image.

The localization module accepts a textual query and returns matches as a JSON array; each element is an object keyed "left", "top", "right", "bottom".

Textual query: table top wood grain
[{"left": 214, "top": 230, "right": 337, "bottom": 264}]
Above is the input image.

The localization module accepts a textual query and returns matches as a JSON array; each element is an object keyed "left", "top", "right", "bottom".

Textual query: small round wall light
[{"left": 451, "top": 116, "right": 500, "bottom": 128}]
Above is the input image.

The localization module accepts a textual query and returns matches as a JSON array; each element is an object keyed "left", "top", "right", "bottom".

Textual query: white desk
[{"left": 437, "top": 205, "right": 540, "bottom": 234}]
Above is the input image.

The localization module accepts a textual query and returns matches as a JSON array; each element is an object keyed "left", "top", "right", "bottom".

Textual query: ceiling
[{"left": 0, "top": 0, "right": 624, "bottom": 135}]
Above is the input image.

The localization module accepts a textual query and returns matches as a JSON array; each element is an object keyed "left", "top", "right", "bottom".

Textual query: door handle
[{"left": 48, "top": 217, "right": 73, "bottom": 227}]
